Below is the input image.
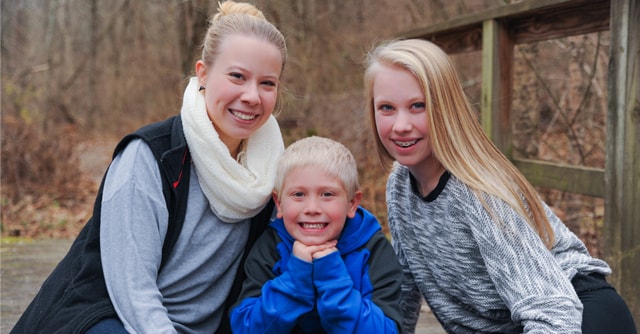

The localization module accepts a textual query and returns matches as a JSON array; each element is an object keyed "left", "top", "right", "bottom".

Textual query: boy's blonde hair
[{"left": 274, "top": 136, "right": 360, "bottom": 200}]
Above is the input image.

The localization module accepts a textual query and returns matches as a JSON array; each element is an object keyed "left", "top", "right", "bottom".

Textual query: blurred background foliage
[{"left": 1, "top": 0, "right": 608, "bottom": 257}]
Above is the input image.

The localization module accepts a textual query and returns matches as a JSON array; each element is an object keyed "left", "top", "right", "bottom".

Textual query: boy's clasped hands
[{"left": 293, "top": 240, "right": 338, "bottom": 263}]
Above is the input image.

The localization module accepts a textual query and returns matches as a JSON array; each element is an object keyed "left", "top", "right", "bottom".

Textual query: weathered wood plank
[
  {"left": 400, "top": 0, "right": 609, "bottom": 53},
  {"left": 404, "top": 24, "right": 483, "bottom": 54},
  {"left": 513, "top": 158, "right": 605, "bottom": 197},
  {"left": 510, "top": 0, "right": 610, "bottom": 43},
  {"left": 481, "top": 20, "right": 514, "bottom": 156}
]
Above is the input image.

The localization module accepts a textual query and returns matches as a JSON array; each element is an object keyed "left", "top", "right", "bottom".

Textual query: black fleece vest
[{"left": 11, "top": 116, "right": 272, "bottom": 334}]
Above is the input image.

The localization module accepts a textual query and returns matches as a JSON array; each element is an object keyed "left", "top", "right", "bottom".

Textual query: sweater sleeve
[
  {"left": 101, "top": 139, "right": 176, "bottom": 334},
  {"left": 464, "top": 191, "right": 583, "bottom": 333},
  {"left": 313, "top": 247, "right": 400, "bottom": 334},
  {"left": 231, "top": 230, "right": 316, "bottom": 334},
  {"left": 393, "top": 236, "right": 423, "bottom": 334}
]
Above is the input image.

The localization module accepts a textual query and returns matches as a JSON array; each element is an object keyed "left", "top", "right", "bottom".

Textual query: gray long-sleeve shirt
[
  {"left": 101, "top": 139, "right": 251, "bottom": 333},
  {"left": 386, "top": 164, "right": 610, "bottom": 334}
]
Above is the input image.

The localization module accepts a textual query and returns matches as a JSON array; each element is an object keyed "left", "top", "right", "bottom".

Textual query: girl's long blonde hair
[{"left": 364, "top": 39, "right": 554, "bottom": 249}]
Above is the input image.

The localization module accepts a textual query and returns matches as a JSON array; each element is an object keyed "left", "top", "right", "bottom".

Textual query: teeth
[
  {"left": 301, "top": 223, "right": 326, "bottom": 229},
  {"left": 395, "top": 140, "right": 417, "bottom": 147},
  {"left": 231, "top": 110, "right": 257, "bottom": 120}
]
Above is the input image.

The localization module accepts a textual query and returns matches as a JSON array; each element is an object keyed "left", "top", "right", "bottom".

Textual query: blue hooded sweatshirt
[{"left": 230, "top": 207, "right": 402, "bottom": 334}]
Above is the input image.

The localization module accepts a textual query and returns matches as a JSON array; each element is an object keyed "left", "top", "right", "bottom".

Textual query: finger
[{"left": 312, "top": 247, "right": 338, "bottom": 259}]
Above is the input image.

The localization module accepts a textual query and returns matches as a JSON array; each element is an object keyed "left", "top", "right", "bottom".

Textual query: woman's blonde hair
[
  {"left": 201, "top": 1, "right": 288, "bottom": 112},
  {"left": 274, "top": 136, "right": 360, "bottom": 201},
  {"left": 364, "top": 39, "right": 554, "bottom": 249}
]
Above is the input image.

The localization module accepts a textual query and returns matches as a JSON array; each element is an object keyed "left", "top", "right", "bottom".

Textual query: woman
[
  {"left": 12, "top": 1, "right": 287, "bottom": 333},
  {"left": 364, "top": 38, "right": 636, "bottom": 333}
]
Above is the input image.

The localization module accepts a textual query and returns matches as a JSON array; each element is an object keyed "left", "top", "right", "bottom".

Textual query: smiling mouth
[
  {"left": 394, "top": 139, "right": 418, "bottom": 147},
  {"left": 230, "top": 109, "right": 258, "bottom": 121},
  {"left": 299, "top": 223, "right": 328, "bottom": 230}
]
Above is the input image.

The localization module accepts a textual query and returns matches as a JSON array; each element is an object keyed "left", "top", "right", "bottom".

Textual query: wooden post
[
  {"left": 605, "top": 0, "right": 640, "bottom": 325},
  {"left": 481, "top": 19, "right": 513, "bottom": 157}
]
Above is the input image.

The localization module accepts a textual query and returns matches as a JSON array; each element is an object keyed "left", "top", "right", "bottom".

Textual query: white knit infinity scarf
[{"left": 181, "top": 77, "right": 284, "bottom": 223}]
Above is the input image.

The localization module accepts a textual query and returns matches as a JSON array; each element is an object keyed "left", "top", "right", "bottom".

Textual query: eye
[
  {"left": 411, "top": 102, "right": 426, "bottom": 111},
  {"left": 291, "top": 191, "right": 305, "bottom": 198},
  {"left": 320, "top": 191, "right": 335, "bottom": 198},
  {"left": 229, "top": 72, "right": 244, "bottom": 80},
  {"left": 376, "top": 104, "right": 394, "bottom": 113},
  {"left": 261, "top": 80, "right": 277, "bottom": 87}
]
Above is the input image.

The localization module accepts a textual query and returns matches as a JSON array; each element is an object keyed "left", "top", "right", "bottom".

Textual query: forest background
[{"left": 1, "top": 0, "right": 609, "bottom": 258}]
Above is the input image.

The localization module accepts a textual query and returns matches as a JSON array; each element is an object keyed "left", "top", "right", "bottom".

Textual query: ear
[
  {"left": 347, "top": 190, "right": 362, "bottom": 218},
  {"left": 272, "top": 191, "right": 283, "bottom": 218},
  {"left": 195, "top": 60, "right": 207, "bottom": 87}
]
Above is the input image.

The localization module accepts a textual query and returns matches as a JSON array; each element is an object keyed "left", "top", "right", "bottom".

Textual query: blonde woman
[
  {"left": 13, "top": 2, "right": 287, "bottom": 333},
  {"left": 364, "top": 39, "right": 636, "bottom": 333}
]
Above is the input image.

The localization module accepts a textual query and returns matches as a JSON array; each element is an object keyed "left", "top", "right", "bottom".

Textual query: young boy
[{"left": 230, "top": 136, "right": 403, "bottom": 333}]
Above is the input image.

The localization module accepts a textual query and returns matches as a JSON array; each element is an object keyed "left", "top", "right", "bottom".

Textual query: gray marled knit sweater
[{"left": 386, "top": 164, "right": 611, "bottom": 334}]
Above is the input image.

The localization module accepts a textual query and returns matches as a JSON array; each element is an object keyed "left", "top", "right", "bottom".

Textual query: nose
[
  {"left": 303, "top": 196, "right": 321, "bottom": 215},
  {"left": 241, "top": 83, "right": 261, "bottom": 106},
  {"left": 392, "top": 109, "right": 413, "bottom": 133}
]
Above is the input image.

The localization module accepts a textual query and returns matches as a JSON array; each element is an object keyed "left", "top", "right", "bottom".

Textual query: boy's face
[{"left": 273, "top": 165, "right": 361, "bottom": 246}]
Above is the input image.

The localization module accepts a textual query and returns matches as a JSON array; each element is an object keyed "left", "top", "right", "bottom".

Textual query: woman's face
[
  {"left": 372, "top": 64, "right": 437, "bottom": 172},
  {"left": 196, "top": 34, "right": 282, "bottom": 154}
]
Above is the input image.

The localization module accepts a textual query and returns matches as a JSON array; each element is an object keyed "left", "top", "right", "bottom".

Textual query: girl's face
[
  {"left": 196, "top": 34, "right": 282, "bottom": 155},
  {"left": 273, "top": 165, "right": 361, "bottom": 246},
  {"left": 372, "top": 64, "right": 437, "bottom": 173}
]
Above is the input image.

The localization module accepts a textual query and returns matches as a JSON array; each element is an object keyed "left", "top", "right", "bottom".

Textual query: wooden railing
[{"left": 399, "top": 0, "right": 639, "bottom": 325}]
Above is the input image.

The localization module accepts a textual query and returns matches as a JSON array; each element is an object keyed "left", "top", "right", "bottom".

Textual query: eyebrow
[{"left": 226, "top": 65, "right": 280, "bottom": 80}]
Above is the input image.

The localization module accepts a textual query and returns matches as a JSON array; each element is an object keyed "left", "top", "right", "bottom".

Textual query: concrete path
[
  {"left": 0, "top": 238, "right": 445, "bottom": 333},
  {"left": 1, "top": 238, "right": 75, "bottom": 332}
]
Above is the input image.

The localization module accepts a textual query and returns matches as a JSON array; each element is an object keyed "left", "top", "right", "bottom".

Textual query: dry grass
[{"left": 1, "top": 115, "right": 98, "bottom": 239}]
